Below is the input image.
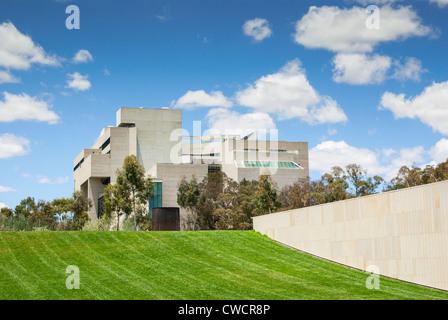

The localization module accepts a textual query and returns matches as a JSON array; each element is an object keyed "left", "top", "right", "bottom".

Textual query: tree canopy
[{"left": 105, "top": 155, "right": 154, "bottom": 231}]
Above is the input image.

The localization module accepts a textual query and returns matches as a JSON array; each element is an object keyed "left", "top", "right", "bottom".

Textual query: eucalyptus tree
[
  {"left": 115, "top": 155, "right": 153, "bottom": 230},
  {"left": 104, "top": 183, "right": 131, "bottom": 231},
  {"left": 252, "top": 175, "right": 282, "bottom": 215}
]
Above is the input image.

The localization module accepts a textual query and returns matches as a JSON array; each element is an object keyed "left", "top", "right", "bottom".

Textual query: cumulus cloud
[
  {"left": 36, "top": 175, "right": 69, "bottom": 185},
  {"left": 0, "top": 185, "right": 16, "bottom": 192},
  {"left": 0, "top": 202, "right": 8, "bottom": 209},
  {"left": 332, "top": 54, "right": 425, "bottom": 85},
  {"left": 242, "top": 18, "right": 273, "bottom": 42},
  {"left": 0, "top": 133, "right": 31, "bottom": 159},
  {"left": 293, "top": 5, "right": 432, "bottom": 53},
  {"left": 0, "top": 21, "right": 60, "bottom": 70},
  {"left": 72, "top": 49, "right": 93, "bottom": 63},
  {"left": 0, "top": 70, "right": 20, "bottom": 84},
  {"left": 429, "top": 0, "right": 448, "bottom": 8},
  {"left": 235, "top": 59, "right": 348, "bottom": 124},
  {"left": 173, "top": 90, "right": 233, "bottom": 109},
  {"left": 386, "top": 146, "right": 426, "bottom": 173},
  {"left": 309, "top": 140, "right": 428, "bottom": 180},
  {"left": 66, "top": 72, "right": 91, "bottom": 91},
  {"left": 304, "top": 98, "right": 349, "bottom": 125},
  {"left": 205, "top": 108, "right": 276, "bottom": 137},
  {"left": 332, "top": 53, "right": 392, "bottom": 85},
  {"left": 391, "top": 57, "right": 426, "bottom": 82},
  {"left": 429, "top": 138, "right": 448, "bottom": 163},
  {"left": 310, "top": 140, "right": 383, "bottom": 175},
  {"left": 0, "top": 92, "right": 59, "bottom": 124},
  {"left": 380, "top": 81, "right": 448, "bottom": 135}
]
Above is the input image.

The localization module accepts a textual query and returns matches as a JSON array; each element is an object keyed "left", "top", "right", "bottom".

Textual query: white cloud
[
  {"left": 0, "top": 70, "right": 20, "bottom": 84},
  {"left": 429, "top": 138, "right": 448, "bottom": 163},
  {"left": 355, "top": 0, "right": 403, "bottom": 4},
  {"left": 382, "top": 148, "right": 396, "bottom": 158},
  {"left": 0, "top": 202, "right": 8, "bottom": 209},
  {"left": 0, "top": 133, "right": 31, "bottom": 159},
  {"left": 242, "top": 18, "right": 273, "bottom": 42},
  {"left": 235, "top": 59, "right": 348, "bottom": 124},
  {"left": 332, "top": 53, "right": 392, "bottom": 85},
  {"left": 0, "top": 92, "right": 59, "bottom": 124},
  {"left": 391, "top": 57, "right": 426, "bottom": 82},
  {"left": 309, "top": 140, "right": 427, "bottom": 180},
  {"left": 0, "top": 185, "right": 16, "bottom": 192},
  {"left": 429, "top": 0, "right": 448, "bottom": 8},
  {"left": 387, "top": 146, "right": 426, "bottom": 172},
  {"left": 328, "top": 128, "right": 338, "bottom": 136},
  {"left": 205, "top": 108, "right": 276, "bottom": 137},
  {"left": 380, "top": 81, "right": 448, "bottom": 135},
  {"left": 304, "top": 97, "right": 349, "bottom": 125},
  {"left": 72, "top": 49, "right": 93, "bottom": 63},
  {"left": 333, "top": 54, "right": 425, "bottom": 85},
  {"left": 310, "top": 140, "right": 383, "bottom": 175},
  {"left": 173, "top": 90, "right": 233, "bottom": 109},
  {"left": 36, "top": 175, "right": 69, "bottom": 185},
  {"left": 155, "top": 6, "right": 170, "bottom": 21},
  {"left": 293, "top": 5, "right": 432, "bottom": 53},
  {"left": 0, "top": 21, "right": 59, "bottom": 70},
  {"left": 66, "top": 72, "right": 91, "bottom": 91}
]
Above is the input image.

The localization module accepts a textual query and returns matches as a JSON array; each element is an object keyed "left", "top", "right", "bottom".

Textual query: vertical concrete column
[{"left": 87, "top": 178, "right": 106, "bottom": 219}]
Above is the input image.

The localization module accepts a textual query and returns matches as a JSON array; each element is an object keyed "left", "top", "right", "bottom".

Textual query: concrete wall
[
  {"left": 74, "top": 126, "right": 137, "bottom": 218},
  {"left": 87, "top": 178, "right": 106, "bottom": 219},
  {"left": 149, "top": 163, "right": 209, "bottom": 229},
  {"left": 253, "top": 180, "right": 448, "bottom": 291},
  {"left": 117, "top": 107, "right": 182, "bottom": 171}
]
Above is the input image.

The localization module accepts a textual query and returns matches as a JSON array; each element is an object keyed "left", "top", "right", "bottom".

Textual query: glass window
[
  {"left": 100, "top": 138, "right": 110, "bottom": 151},
  {"left": 243, "top": 161, "right": 300, "bottom": 169},
  {"left": 98, "top": 195, "right": 105, "bottom": 219},
  {"left": 149, "top": 182, "right": 162, "bottom": 218}
]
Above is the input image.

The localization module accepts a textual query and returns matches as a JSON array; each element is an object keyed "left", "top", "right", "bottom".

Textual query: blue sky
[{"left": 1, "top": 0, "right": 448, "bottom": 208}]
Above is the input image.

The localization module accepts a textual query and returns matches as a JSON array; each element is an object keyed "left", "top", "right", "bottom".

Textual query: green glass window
[
  {"left": 149, "top": 182, "right": 162, "bottom": 218},
  {"left": 243, "top": 161, "right": 300, "bottom": 169}
]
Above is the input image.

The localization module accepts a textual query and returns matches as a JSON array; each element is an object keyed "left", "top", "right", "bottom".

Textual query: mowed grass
[{"left": 0, "top": 230, "right": 447, "bottom": 300}]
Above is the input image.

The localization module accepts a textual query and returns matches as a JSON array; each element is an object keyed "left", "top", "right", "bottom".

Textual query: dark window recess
[
  {"left": 98, "top": 196, "right": 105, "bottom": 219},
  {"left": 149, "top": 182, "right": 162, "bottom": 218},
  {"left": 101, "top": 177, "right": 111, "bottom": 185},
  {"left": 100, "top": 138, "right": 110, "bottom": 151},
  {"left": 208, "top": 164, "right": 221, "bottom": 174},
  {"left": 118, "top": 123, "right": 136, "bottom": 128},
  {"left": 74, "top": 158, "right": 84, "bottom": 172}
]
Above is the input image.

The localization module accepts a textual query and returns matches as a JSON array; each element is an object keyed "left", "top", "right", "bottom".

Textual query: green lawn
[{"left": 0, "top": 230, "right": 446, "bottom": 300}]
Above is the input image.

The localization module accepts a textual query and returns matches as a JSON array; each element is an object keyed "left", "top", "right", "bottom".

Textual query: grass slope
[{"left": 0, "top": 230, "right": 447, "bottom": 300}]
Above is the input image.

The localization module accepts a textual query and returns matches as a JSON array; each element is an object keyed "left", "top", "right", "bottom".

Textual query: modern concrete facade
[
  {"left": 74, "top": 107, "right": 181, "bottom": 220},
  {"left": 253, "top": 180, "right": 448, "bottom": 291},
  {"left": 74, "top": 107, "right": 309, "bottom": 227}
]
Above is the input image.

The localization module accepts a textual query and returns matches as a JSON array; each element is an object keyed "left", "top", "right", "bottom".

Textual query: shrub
[
  {"left": 121, "top": 217, "right": 135, "bottom": 231},
  {"left": 82, "top": 216, "right": 113, "bottom": 231}
]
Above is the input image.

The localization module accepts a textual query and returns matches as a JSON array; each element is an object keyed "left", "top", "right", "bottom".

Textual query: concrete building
[{"left": 74, "top": 107, "right": 309, "bottom": 228}]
